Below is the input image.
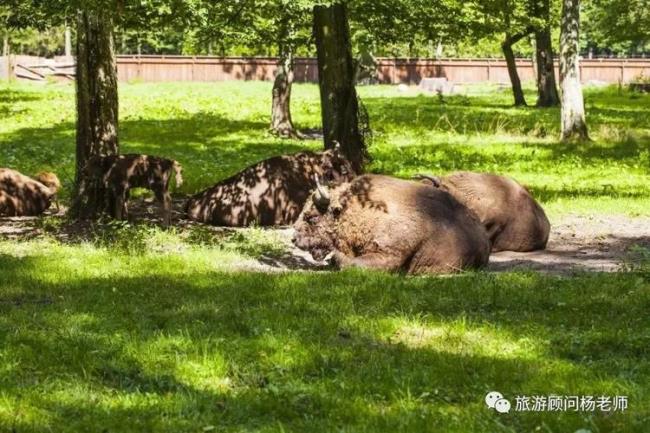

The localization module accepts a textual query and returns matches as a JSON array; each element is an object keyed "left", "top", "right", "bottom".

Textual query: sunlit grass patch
[
  {"left": 0, "top": 241, "right": 649, "bottom": 431},
  {"left": 1, "top": 80, "right": 649, "bottom": 214},
  {"left": 2, "top": 81, "right": 650, "bottom": 432}
]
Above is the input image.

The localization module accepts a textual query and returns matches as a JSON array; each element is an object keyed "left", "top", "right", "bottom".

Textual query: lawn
[{"left": 1, "top": 80, "right": 649, "bottom": 432}]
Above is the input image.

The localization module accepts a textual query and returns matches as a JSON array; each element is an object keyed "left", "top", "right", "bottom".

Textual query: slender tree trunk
[
  {"left": 435, "top": 39, "right": 443, "bottom": 59},
  {"left": 64, "top": 25, "right": 72, "bottom": 57},
  {"left": 531, "top": 35, "right": 538, "bottom": 78},
  {"left": 72, "top": 9, "right": 119, "bottom": 218},
  {"left": 313, "top": 3, "right": 368, "bottom": 172},
  {"left": 271, "top": 46, "right": 300, "bottom": 138},
  {"left": 559, "top": 0, "right": 589, "bottom": 140},
  {"left": 502, "top": 32, "right": 528, "bottom": 106},
  {"left": 535, "top": 28, "right": 560, "bottom": 106},
  {"left": 531, "top": 0, "right": 560, "bottom": 107},
  {"left": 1, "top": 35, "right": 9, "bottom": 81}
]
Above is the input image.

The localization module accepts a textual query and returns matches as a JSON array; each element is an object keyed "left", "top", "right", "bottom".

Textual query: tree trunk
[
  {"left": 530, "top": 0, "right": 560, "bottom": 107},
  {"left": 313, "top": 3, "right": 368, "bottom": 173},
  {"left": 502, "top": 33, "right": 528, "bottom": 106},
  {"left": 72, "top": 9, "right": 119, "bottom": 219},
  {"left": 271, "top": 47, "right": 300, "bottom": 138},
  {"left": 535, "top": 28, "right": 560, "bottom": 106},
  {"left": 64, "top": 25, "right": 72, "bottom": 57},
  {"left": 559, "top": 0, "right": 589, "bottom": 140},
  {"left": 2, "top": 36, "right": 8, "bottom": 57}
]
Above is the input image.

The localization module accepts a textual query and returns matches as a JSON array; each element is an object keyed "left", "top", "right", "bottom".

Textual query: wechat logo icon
[{"left": 485, "top": 391, "right": 511, "bottom": 413}]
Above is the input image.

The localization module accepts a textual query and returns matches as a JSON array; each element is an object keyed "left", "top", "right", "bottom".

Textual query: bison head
[
  {"left": 292, "top": 179, "right": 345, "bottom": 261},
  {"left": 319, "top": 142, "right": 355, "bottom": 184},
  {"left": 33, "top": 172, "right": 61, "bottom": 195}
]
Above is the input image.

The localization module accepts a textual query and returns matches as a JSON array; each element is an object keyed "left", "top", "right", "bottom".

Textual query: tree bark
[
  {"left": 502, "top": 32, "right": 528, "bottom": 107},
  {"left": 313, "top": 3, "right": 368, "bottom": 173},
  {"left": 531, "top": 0, "right": 560, "bottom": 107},
  {"left": 64, "top": 25, "right": 72, "bottom": 57},
  {"left": 270, "top": 46, "right": 300, "bottom": 138},
  {"left": 535, "top": 28, "right": 560, "bottom": 107},
  {"left": 2, "top": 36, "right": 8, "bottom": 57},
  {"left": 72, "top": 9, "right": 119, "bottom": 219},
  {"left": 559, "top": 0, "right": 589, "bottom": 140}
]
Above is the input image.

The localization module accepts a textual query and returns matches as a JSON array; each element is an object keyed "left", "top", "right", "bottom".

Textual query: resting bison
[
  {"left": 81, "top": 154, "right": 183, "bottom": 226},
  {"left": 293, "top": 174, "right": 490, "bottom": 274},
  {"left": 414, "top": 172, "right": 550, "bottom": 252},
  {"left": 0, "top": 168, "right": 61, "bottom": 216},
  {"left": 185, "top": 146, "right": 354, "bottom": 226}
]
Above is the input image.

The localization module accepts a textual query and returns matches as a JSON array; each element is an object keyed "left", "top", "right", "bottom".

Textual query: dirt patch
[
  {"left": 1, "top": 203, "right": 649, "bottom": 274},
  {"left": 488, "top": 214, "right": 650, "bottom": 273}
]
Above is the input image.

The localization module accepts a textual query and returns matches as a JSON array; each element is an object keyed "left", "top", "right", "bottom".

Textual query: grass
[
  {"left": 1, "top": 80, "right": 650, "bottom": 432},
  {"left": 1, "top": 81, "right": 649, "bottom": 216},
  {"left": 1, "top": 239, "right": 649, "bottom": 432}
]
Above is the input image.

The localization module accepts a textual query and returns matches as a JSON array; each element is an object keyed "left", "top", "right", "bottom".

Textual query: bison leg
[
  {"left": 333, "top": 250, "right": 404, "bottom": 272},
  {"left": 114, "top": 191, "right": 125, "bottom": 220},
  {"left": 155, "top": 188, "right": 172, "bottom": 227}
]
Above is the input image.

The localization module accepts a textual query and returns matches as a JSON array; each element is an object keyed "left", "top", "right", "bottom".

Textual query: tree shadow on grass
[
  {"left": 0, "top": 114, "right": 311, "bottom": 198},
  {"left": 363, "top": 90, "right": 650, "bottom": 136},
  {"left": 0, "top": 253, "right": 648, "bottom": 432}
]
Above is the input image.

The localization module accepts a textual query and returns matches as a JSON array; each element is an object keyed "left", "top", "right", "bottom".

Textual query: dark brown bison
[
  {"left": 185, "top": 146, "right": 354, "bottom": 226},
  {"left": 0, "top": 168, "right": 61, "bottom": 216},
  {"left": 80, "top": 154, "right": 183, "bottom": 226},
  {"left": 293, "top": 174, "right": 490, "bottom": 274},
  {"left": 414, "top": 171, "right": 550, "bottom": 252}
]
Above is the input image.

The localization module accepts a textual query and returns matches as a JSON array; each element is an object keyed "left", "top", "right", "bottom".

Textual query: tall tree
[
  {"left": 472, "top": 0, "right": 533, "bottom": 106},
  {"left": 559, "top": 0, "right": 588, "bottom": 140},
  {"left": 313, "top": 2, "right": 368, "bottom": 172},
  {"left": 271, "top": 43, "right": 298, "bottom": 137},
  {"left": 72, "top": 8, "right": 119, "bottom": 217},
  {"left": 502, "top": 30, "right": 530, "bottom": 106},
  {"left": 64, "top": 23, "right": 72, "bottom": 56},
  {"left": 530, "top": 0, "right": 560, "bottom": 107},
  {"left": 583, "top": 0, "right": 650, "bottom": 55},
  {"left": 190, "top": 0, "right": 311, "bottom": 138},
  {"left": 263, "top": 2, "right": 312, "bottom": 138}
]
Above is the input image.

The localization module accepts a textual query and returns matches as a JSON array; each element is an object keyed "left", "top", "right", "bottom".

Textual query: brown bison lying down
[
  {"left": 81, "top": 154, "right": 183, "bottom": 226},
  {"left": 293, "top": 174, "right": 490, "bottom": 274},
  {"left": 415, "top": 171, "right": 550, "bottom": 252},
  {"left": 185, "top": 146, "right": 354, "bottom": 226},
  {"left": 0, "top": 168, "right": 61, "bottom": 216}
]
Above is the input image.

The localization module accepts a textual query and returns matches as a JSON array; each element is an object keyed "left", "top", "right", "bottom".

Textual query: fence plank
[{"left": 7, "top": 55, "right": 650, "bottom": 85}]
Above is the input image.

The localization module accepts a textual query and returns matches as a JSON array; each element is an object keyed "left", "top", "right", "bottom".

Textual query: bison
[
  {"left": 414, "top": 171, "right": 550, "bottom": 252},
  {"left": 293, "top": 174, "right": 490, "bottom": 274},
  {"left": 80, "top": 154, "right": 183, "bottom": 226},
  {"left": 0, "top": 168, "right": 61, "bottom": 216},
  {"left": 185, "top": 145, "right": 355, "bottom": 226}
]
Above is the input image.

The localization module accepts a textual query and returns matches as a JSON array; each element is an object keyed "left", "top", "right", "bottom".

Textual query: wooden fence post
[{"left": 487, "top": 59, "right": 491, "bottom": 82}]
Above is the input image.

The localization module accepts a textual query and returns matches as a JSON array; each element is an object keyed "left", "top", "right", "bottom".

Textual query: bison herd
[{"left": 1, "top": 145, "right": 550, "bottom": 274}]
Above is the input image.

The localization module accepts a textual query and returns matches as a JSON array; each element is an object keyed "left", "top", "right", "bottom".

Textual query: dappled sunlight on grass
[
  {"left": 2, "top": 81, "right": 650, "bottom": 431},
  {"left": 1, "top": 81, "right": 648, "bottom": 214},
  {"left": 0, "top": 240, "right": 648, "bottom": 431},
  {"left": 385, "top": 318, "right": 542, "bottom": 360}
]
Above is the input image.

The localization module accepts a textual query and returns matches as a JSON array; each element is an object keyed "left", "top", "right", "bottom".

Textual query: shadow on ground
[{"left": 0, "top": 251, "right": 648, "bottom": 431}]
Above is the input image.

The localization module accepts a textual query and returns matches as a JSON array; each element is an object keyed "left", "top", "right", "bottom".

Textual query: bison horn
[
  {"left": 313, "top": 175, "right": 331, "bottom": 208},
  {"left": 412, "top": 173, "right": 441, "bottom": 188}
]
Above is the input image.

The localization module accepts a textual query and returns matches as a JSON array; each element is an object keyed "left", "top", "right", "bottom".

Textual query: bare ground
[
  {"left": 1, "top": 199, "right": 649, "bottom": 274},
  {"left": 488, "top": 214, "right": 650, "bottom": 273}
]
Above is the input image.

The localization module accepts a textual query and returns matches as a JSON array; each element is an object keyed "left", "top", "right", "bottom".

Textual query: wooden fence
[
  {"left": 116, "top": 56, "right": 650, "bottom": 84},
  {"left": 3, "top": 55, "right": 650, "bottom": 84}
]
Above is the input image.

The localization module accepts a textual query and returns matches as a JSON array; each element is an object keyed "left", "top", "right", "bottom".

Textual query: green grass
[
  {"left": 1, "top": 238, "right": 649, "bottom": 432},
  {"left": 1, "top": 81, "right": 650, "bottom": 432},
  {"left": 1, "top": 81, "right": 649, "bottom": 216}
]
